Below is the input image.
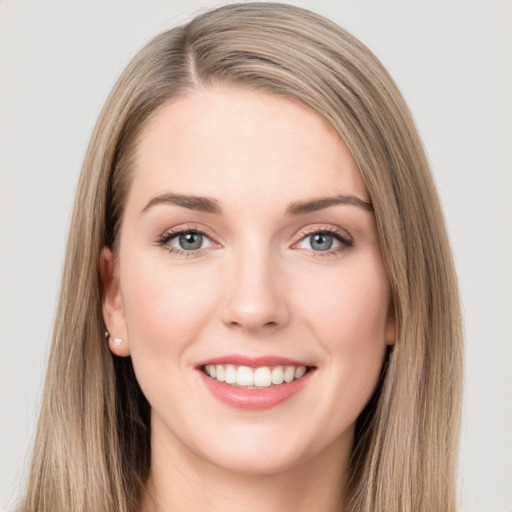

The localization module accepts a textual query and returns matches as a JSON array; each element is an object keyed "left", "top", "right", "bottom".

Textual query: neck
[{"left": 140, "top": 426, "right": 351, "bottom": 512}]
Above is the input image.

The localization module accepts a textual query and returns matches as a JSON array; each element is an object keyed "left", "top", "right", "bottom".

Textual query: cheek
[
  {"left": 298, "top": 260, "right": 391, "bottom": 350},
  {"left": 118, "top": 255, "right": 222, "bottom": 412},
  {"left": 294, "top": 257, "right": 391, "bottom": 406},
  {"left": 119, "top": 255, "right": 217, "bottom": 358}
]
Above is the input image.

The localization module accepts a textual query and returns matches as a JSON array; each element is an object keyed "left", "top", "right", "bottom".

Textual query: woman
[{"left": 19, "top": 3, "right": 463, "bottom": 511}]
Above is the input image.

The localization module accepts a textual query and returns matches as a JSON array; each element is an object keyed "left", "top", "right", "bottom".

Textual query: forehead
[{"left": 128, "top": 87, "right": 369, "bottom": 213}]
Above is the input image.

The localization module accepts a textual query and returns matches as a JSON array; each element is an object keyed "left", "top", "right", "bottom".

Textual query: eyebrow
[
  {"left": 141, "top": 193, "right": 221, "bottom": 215},
  {"left": 140, "top": 192, "right": 373, "bottom": 216},
  {"left": 285, "top": 194, "right": 373, "bottom": 215}
]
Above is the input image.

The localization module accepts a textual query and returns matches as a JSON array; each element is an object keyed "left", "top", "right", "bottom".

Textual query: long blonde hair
[{"left": 20, "top": 3, "right": 463, "bottom": 511}]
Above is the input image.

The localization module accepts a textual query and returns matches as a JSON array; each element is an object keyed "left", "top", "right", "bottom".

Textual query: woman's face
[{"left": 102, "top": 87, "right": 395, "bottom": 475}]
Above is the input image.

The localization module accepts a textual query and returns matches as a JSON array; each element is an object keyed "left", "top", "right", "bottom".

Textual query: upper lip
[{"left": 195, "top": 354, "right": 314, "bottom": 368}]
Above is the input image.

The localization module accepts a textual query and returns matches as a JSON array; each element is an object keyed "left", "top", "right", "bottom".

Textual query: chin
[
  {"left": 189, "top": 422, "right": 324, "bottom": 477},
  {"left": 206, "top": 446, "right": 305, "bottom": 476}
]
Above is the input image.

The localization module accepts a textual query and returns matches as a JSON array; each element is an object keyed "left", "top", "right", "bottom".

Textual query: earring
[
  {"left": 104, "top": 331, "right": 110, "bottom": 339},
  {"left": 113, "top": 338, "right": 123, "bottom": 346}
]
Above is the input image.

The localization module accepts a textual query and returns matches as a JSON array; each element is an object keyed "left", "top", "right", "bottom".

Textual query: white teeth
[
  {"left": 271, "top": 366, "right": 284, "bottom": 385},
  {"left": 237, "top": 366, "right": 254, "bottom": 386},
  {"left": 203, "top": 364, "right": 309, "bottom": 388},
  {"left": 216, "top": 365, "right": 225, "bottom": 382},
  {"left": 283, "top": 366, "right": 295, "bottom": 383},
  {"left": 295, "top": 366, "right": 306, "bottom": 379},
  {"left": 205, "top": 365, "right": 216, "bottom": 378},
  {"left": 225, "top": 365, "right": 237, "bottom": 384},
  {"left": 253, "top": 367, "right": 272, "bottom": 387}
]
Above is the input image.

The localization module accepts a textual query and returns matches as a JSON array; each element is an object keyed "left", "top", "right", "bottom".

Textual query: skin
[{"left": 102, "top": 87, "right": 395, "bottom": 512}]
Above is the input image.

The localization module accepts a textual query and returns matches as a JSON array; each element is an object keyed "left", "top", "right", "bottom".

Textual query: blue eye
[
  {"left": 309, "top": 233, "right": 334, "bottom": 251},
  {"left": 159, "top": 229, "right": 215, "bottom": 253},
  {"left": 295, "top": 230, "right": 351, "bottom": 253},
  {"left": 176, "top": 232, "right": 204, "bottom": 250}
]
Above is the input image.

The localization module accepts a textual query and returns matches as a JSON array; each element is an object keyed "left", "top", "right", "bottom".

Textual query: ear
[
  {"left": 100, "top": 247, "right": 130, "bottom": 357},
  {"left": 385, "top": 301, "right": 397, "bottom": 346}
]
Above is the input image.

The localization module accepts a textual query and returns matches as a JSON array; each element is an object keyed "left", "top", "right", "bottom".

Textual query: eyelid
[
  {"left": 156, "top": 223, "right": 222, "bottom": 255},
  {"left": 294, "top": 224, "right": 353, "bottom": 244},
  {"left": 155, "top": 222, "right": 353, "bottom": 257},
  {"left": 291, "top": 224, "right": 353, "bottom": 256}
]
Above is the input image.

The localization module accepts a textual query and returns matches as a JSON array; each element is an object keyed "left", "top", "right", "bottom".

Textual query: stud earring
[
  {"left": 104, "top": 331, "right": 110, "bottom": 339},
  {"left": 113, "top": 338, "right": 123, "bottom": 346}
]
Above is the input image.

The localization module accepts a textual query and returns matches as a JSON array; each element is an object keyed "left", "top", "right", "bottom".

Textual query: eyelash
[
  {"left": 156, "top": 224, "right": 353, "bottom": 258},
  {"left": 293, "top": 226, "right": 353, "bottom": 258},
  {"left": 156, "top": 224, "right": 215, "bottom": 257}
]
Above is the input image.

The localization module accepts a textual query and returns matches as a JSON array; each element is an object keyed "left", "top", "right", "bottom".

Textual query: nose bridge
[{"left": 222, "top": 238, "right": 289, "bottom": 332}]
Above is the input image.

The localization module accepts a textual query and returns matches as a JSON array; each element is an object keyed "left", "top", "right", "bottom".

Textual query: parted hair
[{"left": 19, "top": 3, "right": 463, "bottom": 511}]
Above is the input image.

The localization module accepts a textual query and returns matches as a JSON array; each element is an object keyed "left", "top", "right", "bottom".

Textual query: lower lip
[{"left": 198, "top": 369, "right": 315, "bottom": 410}]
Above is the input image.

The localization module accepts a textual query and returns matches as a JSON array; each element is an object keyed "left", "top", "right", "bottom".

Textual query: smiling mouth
[{"left": 200, "top": 364, "right": 315, "bottom": 389}]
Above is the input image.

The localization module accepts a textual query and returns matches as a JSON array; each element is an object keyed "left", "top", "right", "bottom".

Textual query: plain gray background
[{"left": 1, "top": 1, "right": 511, "bottom": 511}]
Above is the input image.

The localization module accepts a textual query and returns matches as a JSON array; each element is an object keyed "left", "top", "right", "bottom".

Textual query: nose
[{"left": 220, "top": 246, "right": 291, "bottom": 334}]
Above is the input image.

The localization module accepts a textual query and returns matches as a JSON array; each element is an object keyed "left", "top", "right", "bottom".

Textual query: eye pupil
[
  {"left": 179, "top": 232, "right": 203, "bottom": 250},
  {"left": 310, "top": 233, "right": 333, "bottom": 251}
]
